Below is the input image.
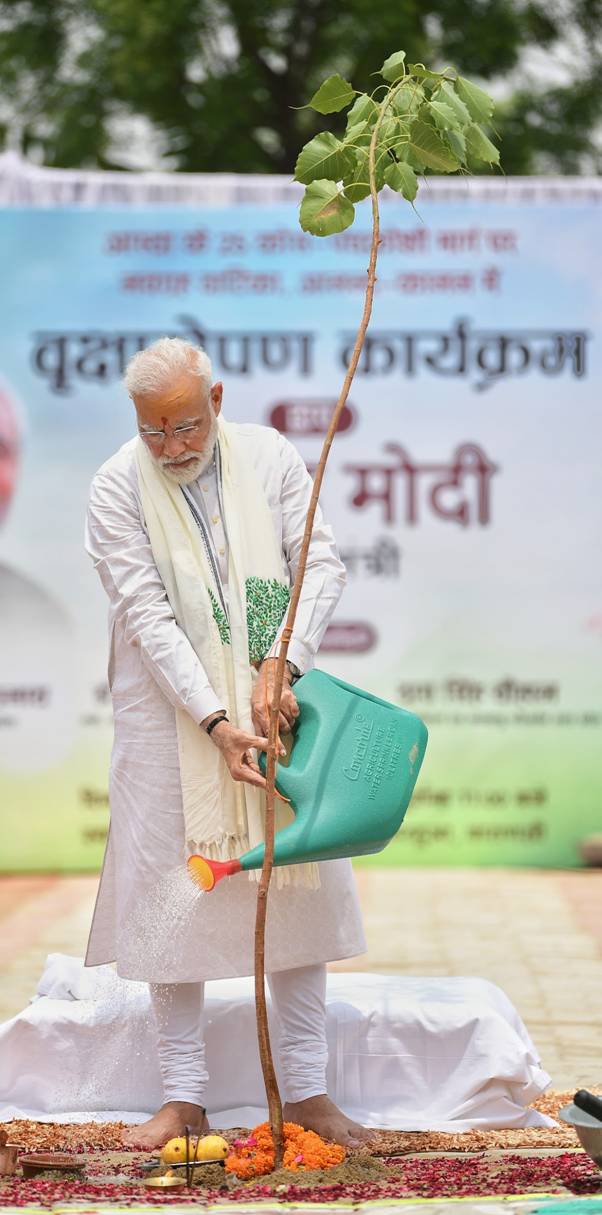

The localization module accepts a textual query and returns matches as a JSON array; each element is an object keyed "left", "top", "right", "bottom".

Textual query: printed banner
[{"left": 0, "top": 158, "right": 600, "bottom": 870}]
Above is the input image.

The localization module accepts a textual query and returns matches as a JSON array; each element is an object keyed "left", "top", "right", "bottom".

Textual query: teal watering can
[{"left": 188, "top": 669, "right": 428, "bottom": 891}]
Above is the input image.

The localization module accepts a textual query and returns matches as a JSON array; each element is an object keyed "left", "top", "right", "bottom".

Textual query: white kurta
[{"left": 85, "top": 421, "right": 366, "bottom": 983}]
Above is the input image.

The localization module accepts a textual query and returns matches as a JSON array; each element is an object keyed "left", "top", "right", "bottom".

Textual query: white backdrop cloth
[{"left": 0, "top": 954, "right": 553, "bottom": 1131}]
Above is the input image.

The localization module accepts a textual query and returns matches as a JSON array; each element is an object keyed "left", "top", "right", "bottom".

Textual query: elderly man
[{"left": 85, "top": 337, "right": 367, "bottom": 1149}]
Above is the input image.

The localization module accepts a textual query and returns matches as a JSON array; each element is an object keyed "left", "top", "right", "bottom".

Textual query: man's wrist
[
  {"left": 202, "top": 710, "right": 228, "bottom": 735},
  {"left": 208, "top": 716, "right": 229, "bottom": 741},
  {"left": 258, "top": 657, "right": 301, "bottom": 684}
]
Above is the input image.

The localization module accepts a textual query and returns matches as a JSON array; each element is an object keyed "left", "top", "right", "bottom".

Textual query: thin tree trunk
[{"left": 253, "top": 84, "right": 402, "bottom": 1165}]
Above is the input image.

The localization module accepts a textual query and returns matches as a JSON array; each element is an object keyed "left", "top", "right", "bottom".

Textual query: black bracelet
[{"left": 206, "top": 713, "right": 229, "bottom": 736}]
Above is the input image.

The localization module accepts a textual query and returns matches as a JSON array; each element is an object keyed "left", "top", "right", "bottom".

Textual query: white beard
[{"left": 157, "top": 413, "right": 218, "bottom": 485}]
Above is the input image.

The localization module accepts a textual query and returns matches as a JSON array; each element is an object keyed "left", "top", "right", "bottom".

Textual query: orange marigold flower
[{"left": 225, "top": 1121, "right": 346, "bottom": 1178}]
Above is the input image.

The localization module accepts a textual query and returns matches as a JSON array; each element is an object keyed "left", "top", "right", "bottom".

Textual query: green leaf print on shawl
[
  {"left": 207, "top": 587, "right": 231, "bottom": 646},
  {"left": 207, "top": 577, "right": 291, "bottom": 664},
  {"left": 246, "top": 576, "right": 291, "bottom": 665}
]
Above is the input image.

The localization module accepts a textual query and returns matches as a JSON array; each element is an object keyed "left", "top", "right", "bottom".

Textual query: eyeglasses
[{"left": 138, "top": 418, "right": 206, "bottom": 447}]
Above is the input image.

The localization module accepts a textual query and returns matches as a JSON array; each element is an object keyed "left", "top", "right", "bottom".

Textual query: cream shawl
[{"left": 135, "top": 416, "right": 318, "bottom": 889}]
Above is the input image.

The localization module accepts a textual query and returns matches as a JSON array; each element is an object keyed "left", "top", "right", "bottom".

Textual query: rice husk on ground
[{"left": 0, "top": 1092, "right": 587, "bottom": 1156}]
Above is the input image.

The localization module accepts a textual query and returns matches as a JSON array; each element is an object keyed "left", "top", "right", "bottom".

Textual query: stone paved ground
[
  {"left": 339, "top": 869, "right": 602, "bottom": 1090},
  {"left": 1, "top": 869, "right": 601, "bottom": 1089}
]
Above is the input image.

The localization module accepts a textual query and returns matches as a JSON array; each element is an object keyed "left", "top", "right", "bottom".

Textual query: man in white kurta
[{"left": 85, "top": 337, "right": 367, "bottom": 1148}]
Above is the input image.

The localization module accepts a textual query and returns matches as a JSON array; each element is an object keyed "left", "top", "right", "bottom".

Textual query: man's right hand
[{"left": 202, "top": 718, "right": 285, "bottom": 793}]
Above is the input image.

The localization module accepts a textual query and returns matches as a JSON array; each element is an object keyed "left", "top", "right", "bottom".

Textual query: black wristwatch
[
  {"left": 206, "top": 712, "right": 229, "bottom": 736},
  {"left": 286, "top": 660, "right": 301, "bottom": 684}
]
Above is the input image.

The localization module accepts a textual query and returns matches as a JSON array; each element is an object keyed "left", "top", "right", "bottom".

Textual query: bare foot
[
  {"left": 284, "top": 1094, "right": 374, "bottom": 1148},
  {"left": 122, "top": 1101, "right": 209, "bottom": 1149}
]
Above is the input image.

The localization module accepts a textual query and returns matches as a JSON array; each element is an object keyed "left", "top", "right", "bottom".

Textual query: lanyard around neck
[{"left": 181, "top": 445, "right": 229, "bottom": 622}]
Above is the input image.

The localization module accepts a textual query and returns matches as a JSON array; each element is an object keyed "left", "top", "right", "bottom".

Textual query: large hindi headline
[{"left": 31, "top": 315, "right": 589, "bottom": 395}]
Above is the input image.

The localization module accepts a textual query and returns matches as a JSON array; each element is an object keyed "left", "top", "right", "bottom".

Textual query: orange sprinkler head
[{"left": 187, "top": 855, "right": 242, "bottom": 892}]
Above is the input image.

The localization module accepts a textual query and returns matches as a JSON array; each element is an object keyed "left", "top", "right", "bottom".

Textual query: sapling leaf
[
  {"left": 308, "top": 74, "right": 355, "bottom": 114},
  {"left": 455, "top": 76, "right": 494, "bottom": 123},
  {"left": 408, "top": 63, "right": 450, "bottom": 83},
  {"left": 428, "top": 100, "right": 462, "bottom": 131},
  {"left": 377, "top": 115, "right": 405, "bottom": 150},
  {"left": 392, "top": 83, "right": 425, "bottom": 119},
  {"left": 445, "top": 128, "right": 467, "bottom": 162},
  {"left": 343, "top": 150, "right": 386, "bottom": 201},
  {"left": 299, "top": 180, "right": 355, "bottom": 236},
  {"left": 343, "top": 120, "right": 372, "bottom": 149},
  {"left": 294, "top": 131, "right": 354, "bottom": 184},
  {"left": 345, "top": 93, "right": 379, "bottom": 130},
  {"left": 408, "top": 119, "right": 460, "bottom": 171},
  {"left": 398, "top": 143, "right": 425, "bottom": 171},
  {"left": 464, "top": 122, "right": 500, "bottom": 164},
  {"left": 437, "top": 80, "right": 471, "bottom": 125},
  {"left": 343, "top": 169, "right": 371, "bottom": 203},
  {"left": 381, "top": 50, "right": 406, "bottom": 82},
  {"left": 384, "top": 160, "right": 418, "bottom": 201}
]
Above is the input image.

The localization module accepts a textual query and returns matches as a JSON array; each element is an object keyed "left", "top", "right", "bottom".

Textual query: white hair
[{"left": 123, "top": 337, "right": 213, "bottom": 398}]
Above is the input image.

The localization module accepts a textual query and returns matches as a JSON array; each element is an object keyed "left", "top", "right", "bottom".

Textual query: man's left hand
[{"left": 252, "top": 658, "right": 299, "bottom": 738}]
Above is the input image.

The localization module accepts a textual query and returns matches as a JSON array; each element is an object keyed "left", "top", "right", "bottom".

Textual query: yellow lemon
[
  {"left": 194, "top": 1134, "right": 229, "bottom": 1161},
  {"left": 160, "top": 1137, "right": 194, "bottom": 1165}
]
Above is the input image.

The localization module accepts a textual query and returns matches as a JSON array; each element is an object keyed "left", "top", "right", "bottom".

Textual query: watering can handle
[
  {"left": 326, "top": 672, "right": 399, "bottom": 711},
  {"left": 574, "top": 1090, "right": 602, "bottom": 1123}
]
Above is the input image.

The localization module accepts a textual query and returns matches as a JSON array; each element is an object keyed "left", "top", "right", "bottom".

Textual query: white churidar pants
[{"left": 150, "top": 963, "right": 328, "bottom": 1107}]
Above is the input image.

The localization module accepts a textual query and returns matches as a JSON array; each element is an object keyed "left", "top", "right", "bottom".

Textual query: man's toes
[
  {"left": 335, "top": 1124, "right": 374, "bottom": 1148},
  {"left": 344, "top": 1132, "right": 366, "bottom": 1147}
]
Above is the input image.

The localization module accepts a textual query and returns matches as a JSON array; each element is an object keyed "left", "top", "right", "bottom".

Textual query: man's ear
[{"left": 211, "top": 382, "right": 223, "bottom": 414}]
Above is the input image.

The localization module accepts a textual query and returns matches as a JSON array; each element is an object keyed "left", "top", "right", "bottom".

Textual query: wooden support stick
[{"left": 252, "top": 87, "right": 401, "bottom": 1166}]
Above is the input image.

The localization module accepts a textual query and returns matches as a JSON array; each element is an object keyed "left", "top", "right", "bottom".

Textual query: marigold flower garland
[{"left": 225, "top": 1121, "right": 345, "bottom": 1179}]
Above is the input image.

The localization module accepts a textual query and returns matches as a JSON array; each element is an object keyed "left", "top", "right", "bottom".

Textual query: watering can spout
[{"left": 188, "top": 854, "right": 242, "bottom": 891}]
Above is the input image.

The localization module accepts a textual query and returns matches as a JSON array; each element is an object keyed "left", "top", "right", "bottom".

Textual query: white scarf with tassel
[{"left": 135, "top": 416, "right": 319, "bottom": 890}]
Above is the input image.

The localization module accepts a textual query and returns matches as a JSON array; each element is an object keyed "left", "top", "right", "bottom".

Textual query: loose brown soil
[{"left": 251, "top": 1154, "right": 389, "bottom": 1189}]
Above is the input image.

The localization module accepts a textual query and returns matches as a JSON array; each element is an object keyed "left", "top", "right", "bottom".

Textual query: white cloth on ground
[
  {"left": 84, "top": 423, "right": 365, "bottom": 982},
  {"left": 151, "top": 963, "right": 328, "bottom": 1107},
  {"left": 0, "top": 955, "right": 554, "bottom": 1131}
]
